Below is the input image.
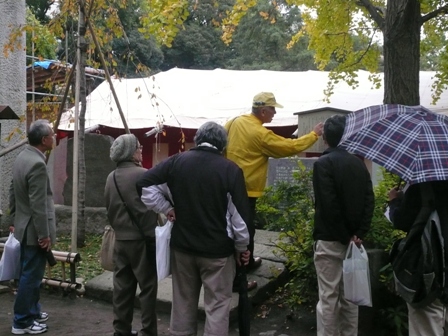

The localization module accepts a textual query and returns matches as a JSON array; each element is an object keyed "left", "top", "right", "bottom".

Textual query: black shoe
[{"left": 113, "top": 331, "right": 138, "bottom": 336}]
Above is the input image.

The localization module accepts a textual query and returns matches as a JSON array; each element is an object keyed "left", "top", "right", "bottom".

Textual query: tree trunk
[
  {"left": 77, "top": 2, "right": 87, "bottom": 248},
  {"left": 383, "top": 0, "right": 421, "bottom": 105}
]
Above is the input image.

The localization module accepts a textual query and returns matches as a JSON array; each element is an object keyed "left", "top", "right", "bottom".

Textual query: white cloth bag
[
  {"left": 0, "top": 233, "right": 21, "bottom": 281},
  {"left": 343, "top": 241, "right": 372, "bottom": 307},
  {"left": 155, "top": 220, "right": 173, "bottom": 282}
]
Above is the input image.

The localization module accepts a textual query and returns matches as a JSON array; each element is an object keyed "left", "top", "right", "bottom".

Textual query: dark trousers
[
  {"left": 234, "top": 197, "right": 257, "bottom": 287},
  {"left": 113, "top": 240, "right": 158, "bottom": 336},
  {"left": 13, "top": 245, "right": 47, "bottom": 329},
  {"left": 247, "top": 197, "right": 257, "bottom": 265}
]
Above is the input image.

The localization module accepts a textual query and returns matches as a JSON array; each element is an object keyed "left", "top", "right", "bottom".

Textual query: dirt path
[{"left": 0, "top": 287, "right": 315, "bottom": 336}]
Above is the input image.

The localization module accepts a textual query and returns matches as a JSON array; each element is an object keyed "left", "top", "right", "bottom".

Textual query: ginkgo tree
[
  {"left": 40, "top": 1, "right": 448, "bottom": 106},
  {"left": 221, "top": 0, "right": 448, "bottom": 106},
  {"left": 127, "top": 0, "right": 448, "bottom": 105}
]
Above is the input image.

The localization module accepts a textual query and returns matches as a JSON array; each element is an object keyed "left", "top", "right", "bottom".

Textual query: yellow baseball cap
[{"left": 252, "top": 92, "right": 283, "bottom": 108}]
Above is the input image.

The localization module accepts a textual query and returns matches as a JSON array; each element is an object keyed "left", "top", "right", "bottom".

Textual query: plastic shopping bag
[
  {"left": 0, "top": 233, "right": 21, "bottom": 281},
  {"left": 343, "top": 241, "right": 372, "bottom": 306},
  {"left": 155, "top": 220, "right": 173, "bottom": 282},
  {"left": 100, "top": 225, "right": 115, "bottom": 272}
]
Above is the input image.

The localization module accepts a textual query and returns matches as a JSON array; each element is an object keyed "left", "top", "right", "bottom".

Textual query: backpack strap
[
  {"left": 418, "top": 182, "right": 448, "bottom": 303},
  {"left": 404, "top": 183, "right": 435, "bottom": 242}
]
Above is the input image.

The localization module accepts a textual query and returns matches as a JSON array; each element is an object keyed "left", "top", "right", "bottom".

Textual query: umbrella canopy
[{"left": 339, "top": 104, "right": 448, "bottom": 184}]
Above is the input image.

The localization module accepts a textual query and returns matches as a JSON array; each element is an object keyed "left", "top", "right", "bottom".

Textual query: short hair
[
  {"left": 194, "top": 121, "right": 228, "bottom": 152},
  {"left": 323, "top": 115, "right": 346, "bottom": 148},
  {"left": 28, "top": 120, "right": 52, "bottom": 146},
  {"left": 252, "top": 106, "right": 262, "bottom": 115}
]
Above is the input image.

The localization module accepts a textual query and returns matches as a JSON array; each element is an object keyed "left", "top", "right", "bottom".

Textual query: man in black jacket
[
  {"left": 136, "top": 122, "right": 251, "bottom": 336},
  {"left": 312, "top": 115, "right": 374, "bottom": 336}
]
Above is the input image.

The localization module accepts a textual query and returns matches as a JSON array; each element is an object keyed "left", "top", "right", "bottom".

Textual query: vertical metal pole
[
  {"left": 31, "top": 29, "right": 35, "bottom": 123},
  {"left": 71, "top": 4, "right": 83, "bottom": 253}
]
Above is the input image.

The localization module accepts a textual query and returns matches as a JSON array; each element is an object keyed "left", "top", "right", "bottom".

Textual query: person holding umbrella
[
  {"left": 388, "top": 181, "right": 448, "bottom": 335},
  {"left": 337, "top": 103, "right": 448, "bottom": 335},
  {"left": 313, "top": 115, "right": 375, "bottom": 336}
]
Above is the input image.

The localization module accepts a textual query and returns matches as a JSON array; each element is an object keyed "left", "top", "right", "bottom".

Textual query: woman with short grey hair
[
  {"left": 193, "top": 121, "right": 228, "bottom": 152},
  {"left": 104, "top": 134, "right": 159, "bottom": 336}
]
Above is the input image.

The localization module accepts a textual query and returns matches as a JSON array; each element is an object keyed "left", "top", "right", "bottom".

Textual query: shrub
[{"left": 257, "top": 161, "right": 317, "bottom": 305}]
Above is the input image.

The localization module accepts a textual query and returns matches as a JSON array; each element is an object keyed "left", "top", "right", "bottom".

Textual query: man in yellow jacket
[{"left": 225, "top": 92, "right": 323, "bottom": 289}]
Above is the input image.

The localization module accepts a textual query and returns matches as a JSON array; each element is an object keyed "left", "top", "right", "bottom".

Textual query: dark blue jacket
[{"left": 313, "top": 147, "right": 374, "bottom": 244}]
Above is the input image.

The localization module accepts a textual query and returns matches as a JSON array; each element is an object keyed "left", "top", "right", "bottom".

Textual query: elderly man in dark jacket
[
  {"left": 105, "top": 134, "right": 159, "bottom": 336},
  {"left": 137, "top": 121, "right": 251, "bottom": 336},
  {"left": 312, "top": 115, "right": 374, "bottom": 336}
]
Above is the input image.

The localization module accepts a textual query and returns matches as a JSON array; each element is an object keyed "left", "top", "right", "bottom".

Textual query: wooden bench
[{"left": 0, "top": 243, "right": 82, "bottom": 291}]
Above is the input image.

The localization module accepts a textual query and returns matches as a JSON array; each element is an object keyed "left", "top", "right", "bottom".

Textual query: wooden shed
[{"left": 294, "top": 107, "right": 352, "bottom": 155}]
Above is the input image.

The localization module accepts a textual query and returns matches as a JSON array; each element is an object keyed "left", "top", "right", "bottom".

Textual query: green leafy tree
[
  {"left": 110, "top": 3, "right": 164, "bottom": 76},
  {"left": 112, "top": 31, "right": 164, "bottom": 76},
  {"left": 227, "top": 1, "right": 316, "bottom": 71},
  {"left": 159, "top": 0, "right": 318, "bottom": 71},
  {"left": 160, "top": 0, "right": 234, "bottom": 70},
  {"left": 26, "top": 0, "right": 54, "bottom": 24},
  {"left": 291, "top": 0, "right": 448, "bottom": 105},
  {"left": 223, "top": 0, "right": 448, "bottom": 105},
  {"left": 26, "top": 8, "right": 57, "bottom": 62}
]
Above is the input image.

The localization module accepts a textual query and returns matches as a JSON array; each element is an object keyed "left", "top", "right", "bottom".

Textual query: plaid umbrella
[{"left": 339, "top": 104, "right": 448, "bottom": 184}]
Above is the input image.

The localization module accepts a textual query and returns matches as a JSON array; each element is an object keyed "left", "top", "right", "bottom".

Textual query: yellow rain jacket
[{"left": 225, "top": 114, "right": 318, "bottom": 198}]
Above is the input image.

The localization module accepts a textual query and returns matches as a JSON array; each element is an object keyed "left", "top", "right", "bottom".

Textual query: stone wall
[
  {"left": 62, "top": 133, "right": 115, "bottom": 207},
  {"left": 0, "top": 1, "right": 26, "bottom": 216},
  {"left": 55, "top": 205, "right": 109, "bottom": 235}
]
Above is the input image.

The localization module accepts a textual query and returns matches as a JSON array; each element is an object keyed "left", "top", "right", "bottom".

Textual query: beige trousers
[
  {"left": 314, "top": 240, "right": 359, "bottom": 336},
  {"left": 169, "top": 249, "right": 235, "bottom": 336},
  {"left": 408, "top": 300, "right": 448, "bottom": 336}
]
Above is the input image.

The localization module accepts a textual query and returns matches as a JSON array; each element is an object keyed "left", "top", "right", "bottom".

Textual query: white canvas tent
[{"left": 58, "top": 68, "right": 448, "bottom": 131}]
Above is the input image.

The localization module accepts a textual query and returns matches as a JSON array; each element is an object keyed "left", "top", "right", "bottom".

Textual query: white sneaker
[
  {"left": 33, "top": 321, "right": 47, "bottom": 329},
  {"left": 35, "top": 312, "right": 49, "bottom": 323},
  {"left": 11, "top": 322, "right": 47, "bottom": 334}
]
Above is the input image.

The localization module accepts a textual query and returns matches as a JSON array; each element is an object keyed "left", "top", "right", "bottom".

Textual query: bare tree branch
[
  {"left": 421, "top": 4, "right": 448, "bottom": 24},
  {"left": 356, "top": 0, "right": 386, "bottom": 31}
]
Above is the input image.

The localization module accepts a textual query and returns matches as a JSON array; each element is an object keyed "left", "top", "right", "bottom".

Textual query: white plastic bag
[
  {"left": 0, "top": 233, "right": 21, "bottom": 281},
  {"left": 343, "top": 241, "right": 372, "bottom": 307},
  {"left": 155, "top": 220, "right": 173, "bottom": 282}
]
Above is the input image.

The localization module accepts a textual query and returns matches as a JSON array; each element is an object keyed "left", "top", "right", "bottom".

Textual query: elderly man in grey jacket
[{"left": 9, "top": 119, "right": 56, "bottom": 335}]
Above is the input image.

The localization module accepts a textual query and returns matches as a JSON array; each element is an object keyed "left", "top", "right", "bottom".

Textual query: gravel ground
[{"left": 0, "top": 286, "right": 316, "bottom": 336}]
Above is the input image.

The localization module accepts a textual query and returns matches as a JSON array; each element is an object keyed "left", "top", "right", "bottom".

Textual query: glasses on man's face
[
  {"left": 137, "top": 145, "right": 143, "bottom": 150},
  {"left": 43, "top": 133, "right": 55, "bottom": 141}
]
